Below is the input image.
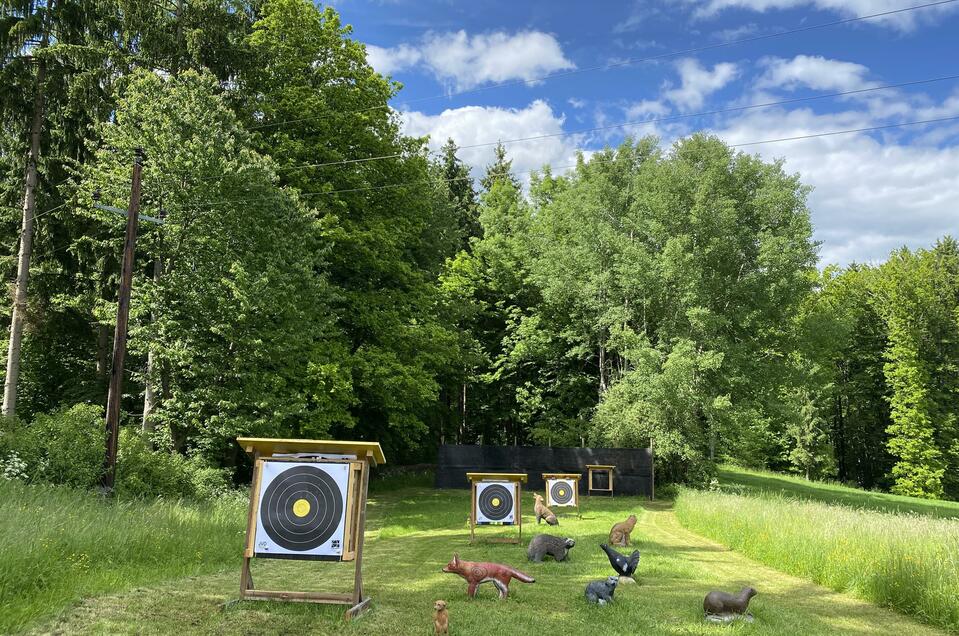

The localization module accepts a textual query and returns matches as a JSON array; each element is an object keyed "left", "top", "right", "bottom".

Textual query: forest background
[{"left": 1, "top": 0, "right": 957, "bottom": 500}]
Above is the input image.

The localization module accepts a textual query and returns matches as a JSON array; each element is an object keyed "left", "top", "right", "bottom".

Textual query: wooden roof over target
[{"left": 237, "top": 437, "right": 386, "bottom": 466}]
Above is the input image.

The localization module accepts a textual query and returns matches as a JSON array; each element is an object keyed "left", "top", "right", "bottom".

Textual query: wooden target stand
[
  {"left": 237, "top": 438, "right": 385, "bottom": 620},
  {"left": 467, "top": 472, "right": 527, "bottom": 544},
  {"left": 587, "top": 464, "right": 616, "bottom": 497},
  {"left": 542, "top": 472, "right": 582, "bottom": 516}
]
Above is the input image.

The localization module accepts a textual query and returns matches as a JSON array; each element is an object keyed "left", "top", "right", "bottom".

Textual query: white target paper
[
  {"left": 475, "top": 481, "right": 517, "bottom": 524},
  {"left": 254, "top": 461, "right": 349, "bottom": 558},
  {"left": 546, "top": 478, "right": 577, "bottom": 507}
]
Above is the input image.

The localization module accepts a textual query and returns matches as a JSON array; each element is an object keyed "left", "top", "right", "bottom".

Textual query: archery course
[{"left": 13, "top": 463, "right": 957, "bottom": 636}]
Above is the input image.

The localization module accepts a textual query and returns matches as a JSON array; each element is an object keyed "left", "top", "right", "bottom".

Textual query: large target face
[
  {"left": 548, "top": 479, "right": 576, "bottom": 507},
  {"left": 254, "top": 461, "right": 349, "bottom": 559},
  {"left": 475, "top": 481, "right": 516, "bottom": 524}
]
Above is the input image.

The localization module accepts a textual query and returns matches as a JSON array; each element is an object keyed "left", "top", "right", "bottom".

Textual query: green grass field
[
  {"left": 8, "top": 473, "right": 953, "bottom": 636},
  {"left": 0, "top": 480, "right": 247, "bottom": 634},
  {"left": 675, "top": 488, "right": 959, "bottom": 632},
  {"left": 716, "top": 465, "right": 959, "bottom": 518}
]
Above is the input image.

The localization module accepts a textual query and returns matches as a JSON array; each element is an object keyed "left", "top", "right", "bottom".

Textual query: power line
[
  {"left": 728, "top": 115, "right": 959, "bottom": 147},
  {"left": 175, "top": 114, "right": 959, "bottom": 207},
  {"left": 249, "top": 0, "right": 959, "bottom": 131},
  {"left": 248, "top": 73, "right": 959, "bottom": 174}
]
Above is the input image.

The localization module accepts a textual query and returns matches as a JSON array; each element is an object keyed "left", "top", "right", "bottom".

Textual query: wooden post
[
  {"left": 469, "top": 481, "right": 476, "bottom": 544},
  {"left": 241, "top": 452, "right": 262, "bottom": 595},
  {"left": 650, "top": 437, "right": 655, "bottom": 501},
  {"left": 101, "top": 148, "right": 145, "bottom": 491},
  {"left": 516, "top": 480, "right": 522, "bottom": 542},
  {"left": 345, "top": 452, "right": 372, "bottom": 620}
]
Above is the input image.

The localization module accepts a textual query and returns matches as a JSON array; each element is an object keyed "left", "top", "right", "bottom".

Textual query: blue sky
[{"left": 334, "top": 0, "right": 959, "bottom": 265}]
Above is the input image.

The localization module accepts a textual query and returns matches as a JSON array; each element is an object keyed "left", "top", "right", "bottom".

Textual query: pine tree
[
  {"left": 787, "top": 389, "right": 830, "bottom": 480},
  {"left": 438, "top": 138, "right": 480, "bottom": 252},
  {"left": 480, "top": 142, "right": 521, "bottom": 192}
]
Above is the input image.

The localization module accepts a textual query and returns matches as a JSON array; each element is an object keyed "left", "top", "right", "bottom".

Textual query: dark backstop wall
[{"left": 435, "top": 444, "right": 653, "bottom": 497}]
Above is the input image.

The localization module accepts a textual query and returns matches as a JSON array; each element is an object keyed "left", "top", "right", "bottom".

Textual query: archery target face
[
  {"left": 475, "top": 481, "right": 516, "bottom": 524},
  {"left": 547, "top": 478, "right": 576, "bottom": 507},
  {"left": 254, "top": 461, "right": 349, "bottom": 558}
]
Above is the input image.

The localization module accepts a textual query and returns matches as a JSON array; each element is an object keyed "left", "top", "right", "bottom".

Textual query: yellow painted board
[
  {"left": 466, "top": 472, "right": 528, "bottom": 482},
  {"left": 236, "top": 437, "right": 386, "bottom": 466},
  {"left": 542, "top": 473, "right": 582, "bottom": 480}
]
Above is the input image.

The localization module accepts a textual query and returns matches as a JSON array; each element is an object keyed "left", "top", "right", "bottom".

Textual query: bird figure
[{"left": 600, "top": 543, "right": 640, "bottom": 578}]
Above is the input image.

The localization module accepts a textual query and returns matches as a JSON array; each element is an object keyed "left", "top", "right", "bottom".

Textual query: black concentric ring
[
  {"left": 478, "top": 483, "right": 513, "bottom": 521},
  {"left": 550, "top": 480, "right": 574, "bottom": 505},
  {"left": 259, "top": 465, "right": 343, "bottom": 551}
]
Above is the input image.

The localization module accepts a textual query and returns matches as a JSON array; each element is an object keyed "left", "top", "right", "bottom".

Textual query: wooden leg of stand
[
  {"left": 352, "top": 456, "right": 370, "bottom": 606},
  {"left": 240, "top": 556, "right": 254, "bottom": 596},
  {"left": 517, "top": 482, "right": 522, "bottom": 543},
  {"left": 470, "top": 483, "right": 476, "bottom": 544},
  {"left": 344, "top": 597, "right": 373, "bottom": 621}
]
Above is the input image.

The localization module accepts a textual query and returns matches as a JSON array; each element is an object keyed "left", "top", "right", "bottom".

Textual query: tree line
[{"left": 0, "top": 0, "right": 956, "bottom": 499}]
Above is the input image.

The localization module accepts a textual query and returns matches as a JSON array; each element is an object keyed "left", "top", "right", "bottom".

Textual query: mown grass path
[{"left": 31, "top": 489, "right": 946, "bottom": 636}]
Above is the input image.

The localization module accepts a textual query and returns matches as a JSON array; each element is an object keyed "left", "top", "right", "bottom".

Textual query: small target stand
[
  {"left": 237, "top": 437, "right": 385, "bottom": 620},
  {"left": 467, "top": 472, "right": 527, "bottom": 544},
  {"left": 586, "top": 464, "right": 616, "bottom": 497},
  {"left": 542, "top": 472, "right": 582, "bottom": 516}
]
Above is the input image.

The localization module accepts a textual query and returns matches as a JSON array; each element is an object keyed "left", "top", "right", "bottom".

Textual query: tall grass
[
  {"left": 675, "top": 488, "right": 959, "bottom": 631},
  {"left": 0, "top": 479, "right": 246, "bottom": 633},
  {"left": 717, "top": 464, "right": 959, "bottom": 518}
]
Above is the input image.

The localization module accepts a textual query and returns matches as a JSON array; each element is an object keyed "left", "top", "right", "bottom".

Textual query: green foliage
[
  {"left": 116, "top": 428, "right": 231, "bottom": 499},
  {"left": 872, "top": 239, "right": 959, "bottom": 499},
  {"left": 0, "top": 403, "right": 104, "bottom": 488},
  {"left": 0, "top": 402, "right": 231, "bottom": 498},
  {"left": 439, "top": 137, "right": 482, "bottom": 251},
  {"left": 784, "top": 388, "right": 832, "bottom": 480},
  {"left": 800, "top": 265, "right": 894, "bottom": 490},
  {"left": 238, "top": 0, "right": 463, "bottom": 460},
  {"left": 504, "top": 135, "right": 818, "bottom": 481},
  {"left": 81, "top": 69, "right": 342, "bottom": 463},
  {"left": 1, "top": 0, "right": 957, "bottom": 503}
]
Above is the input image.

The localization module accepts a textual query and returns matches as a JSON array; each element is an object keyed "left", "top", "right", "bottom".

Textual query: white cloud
[
  {"left": 366, "top": 30, "right": 575, "bottom": 91},
  {"left": 568, "top": 97, "right": 587, "bottom": 109},
  {"left": 712, "top": 22, "right": 761, "bottom": 42},
  {"left": 757, "top": 55, "right": 874, "bottom": 91},
  {"left": 690, "top": 0, "right": 959, "bottom": 31},
  {"left": 714, "top": 107, "right": 959, "bottom": 265},
  {"left": 614, "top": 3, "right": 665, "bottom": 33},
  {"left": 365, "top": 43, "right": 421, "bottom": 76},
  {"left": 401, "top": 100, "right": 581, "bottom": 186},
  {"left": 624, "top": 99, "right": 670, "bottom": 120},
  {"left": 665, "top": 58, "right": 739, "bottom": 111}
]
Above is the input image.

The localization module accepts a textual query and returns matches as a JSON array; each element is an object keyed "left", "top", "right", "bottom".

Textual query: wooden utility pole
[{"left": 101, "top": 149, "right": 145, "bottom": 491}]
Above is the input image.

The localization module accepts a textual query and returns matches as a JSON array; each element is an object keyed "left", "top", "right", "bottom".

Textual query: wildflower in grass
[{"left": 1, "top": 452, "right": 29, "bottom": 481}]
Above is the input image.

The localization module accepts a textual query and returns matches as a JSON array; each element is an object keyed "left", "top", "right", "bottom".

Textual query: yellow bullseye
[
  {"left": 559, "top": 488, "right": 566, "bottom": 496},
  {"left": 292, "top": 498, "right": 311, "bottom": 517},
  {"left": 491, "top": 497, "right": 501, "bottom": 507}
]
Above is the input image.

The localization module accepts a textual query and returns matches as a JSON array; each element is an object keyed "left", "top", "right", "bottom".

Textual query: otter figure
[{"left": 704, "top": 587, "right": 758, "bottom": 621}]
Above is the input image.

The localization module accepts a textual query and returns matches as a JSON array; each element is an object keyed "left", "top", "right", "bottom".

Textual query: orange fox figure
[{"left": 442, "top": 554, "right": 535, "bottom": 599}]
